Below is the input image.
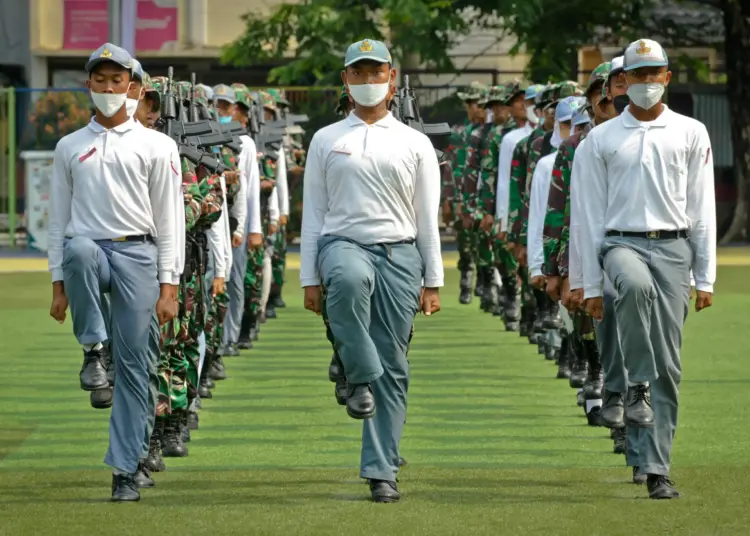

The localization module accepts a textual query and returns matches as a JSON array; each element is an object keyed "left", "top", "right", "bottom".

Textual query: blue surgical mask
[{"left": 218, "top": 115, "right": 232, "bottom": 124}]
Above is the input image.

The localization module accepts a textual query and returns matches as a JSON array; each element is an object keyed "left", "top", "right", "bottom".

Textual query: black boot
[
  {"left": 543, "top": 302, "right": 564, "bottom": 330},
  {"left": 265, "top": 304, "right": 277, "bottom": 319},
  {"left": 161, "top": 413, "right": 188, "bottom": 457},
  {"left": 237, "top": 312, "right": 254, "bottom": 349},
  {"left": 556, "top": 336, "right": 572, "bottom": 379},
  {"left": 209, "top": 357, "right": 227, "bottom": 381},
  {"left": 179, "top": 410, "right": 191, "bottom": 443},
  {"left": 251, "top": 316, "right": 261, "bottom": 341},
  {"left": 134, "top": 460, "right": 155, "bottom": 488},
  {"left": 111, "top": 473, "right": 140, "bottom": 502},
  {"left": 220, "top": 343, "right": 239, "bottom": 357},
  {"left": 568, "top": 336, "right": 588, "bottom": 389},
  {"left": 188, "top": 411, "right": 199, "bottom": 430},
  {"left": 329, "top": 353, "right": 348, "bottom": 405},
  {"left": 480, "top": 269, "right": 498, "bottom": 313},
  {"left": 271, "top": 292, "right": 286, "bottom": 308},
  {"left": 582, "top": 340, "right": 604, "bottom": 400},
  {"left": 145, "top": 419, "right": 166, "bottom": 472},
  {"left": 80, "top": 346, "right": 110, "bottom": 391},
  {"left": 459, "top": 269, "right": 473, "bottom": 305}
]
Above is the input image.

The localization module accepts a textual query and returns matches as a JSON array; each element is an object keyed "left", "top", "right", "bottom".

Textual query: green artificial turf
[{"left": 0, "top": 267, "right": 749, "bottom": 535}]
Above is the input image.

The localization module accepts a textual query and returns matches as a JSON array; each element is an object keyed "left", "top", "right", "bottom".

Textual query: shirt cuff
[
  {"left": 171, "top": 274, "right": 181, "bottom": 285},
  {"left": 424, "top": 277, "right": 444, "bottom": 288},
  {"left": 214, "top": 270, "right": 225, "bottom": 278},
  {"left": 51, "top": 269, "right": 64, "bottom": 283},
  {"left": 301, "top": 277, "right": 321, "bottom": 287},
  {"left": 583, "top": 285, "right": 603, "bottom": 299},
  {"left": 695, "top": 282, "right": 713, "bottom": 293},
  {"left": 159, "top": 270, "right": 173, "bottom": 284}
]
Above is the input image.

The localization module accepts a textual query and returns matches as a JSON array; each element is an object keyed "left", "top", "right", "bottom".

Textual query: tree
[{"left": 221, "top": 0, "right": 498, "bottom": 86}]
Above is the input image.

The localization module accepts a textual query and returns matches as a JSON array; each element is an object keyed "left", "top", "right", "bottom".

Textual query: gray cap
[
  {"left": 213, "top": 84, "right": 236, "bottom": 104},
  {"left": 344, "top": 39, "right": 391, "bottom": 67},
  {"left": 85, "top": 42, "right": 133, "bottom": 73},
  {"left": 131, "top": 59, "right": 144, "bottom": 81}
]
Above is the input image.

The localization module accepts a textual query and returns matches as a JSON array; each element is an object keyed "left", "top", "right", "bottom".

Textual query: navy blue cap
[{"left": 85, "top": 43, "right": 133, "bottom": 73}]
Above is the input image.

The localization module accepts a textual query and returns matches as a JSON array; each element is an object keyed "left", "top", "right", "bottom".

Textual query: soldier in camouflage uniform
[
  {"left": 448, "top": 82, "right": 487, "bottom": 304},
  {"left": 335, "top": 85, "right": 353, "bottom": 116}
]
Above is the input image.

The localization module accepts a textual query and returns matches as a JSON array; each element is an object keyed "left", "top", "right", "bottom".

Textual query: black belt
[
  {"left": 606, "top": 230, "right": 688, "bottom": 240},
  {"left": 110, "top": 234, "right": 153, "bottom": 243}
]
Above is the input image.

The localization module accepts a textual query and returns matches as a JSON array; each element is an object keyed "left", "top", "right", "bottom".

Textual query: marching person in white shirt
[
  {"left": 578, "top": 39, "right": 715, "bottom": 499},
  {"left": 301, "top": 39, "right": 443, "bottom": 503},
  {"left": 48, "top": 43, "right": 179, "bottom": 502}
]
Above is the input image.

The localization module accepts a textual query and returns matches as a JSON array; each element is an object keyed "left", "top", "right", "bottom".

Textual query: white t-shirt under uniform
[{"left": 300, "top": 112, "right": 444, "bottom": 288}]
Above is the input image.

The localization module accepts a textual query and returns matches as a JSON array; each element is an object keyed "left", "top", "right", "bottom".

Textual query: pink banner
[{"left": 63, "top": 0, "right": 178, "bottom": 52}]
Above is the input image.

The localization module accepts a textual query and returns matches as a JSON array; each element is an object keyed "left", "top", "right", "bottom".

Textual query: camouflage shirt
[
  {"left": 462, "top": 123, "right": 493, "bottom": 213},
  {"left": 520, "top": 131, "right": 556, "bottom": 244},
  {"left": 543, "top": 130, "right": 586, "bottom": 276},
  {"left": 452, "top": 122, "right": 481, "bottom": 204},
  {"left": 507, "top": 126, "right": 546, "bottom": 243},
  {"left": 477, "top": 124, "right": 507, "bottom": 214}
]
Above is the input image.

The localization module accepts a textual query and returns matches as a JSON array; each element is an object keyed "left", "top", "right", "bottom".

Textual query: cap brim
[
  {"left": 344, "top": 55, "right": 390, "bottom": 67},
  {"left": 86, "top": 58, "right": 131, "bottom": 73},
  {"left": 573, "top": 118, "right": 590, "bottom": 126},
  {"left": 215, "top": 96, "right": 236, "bottom": 104},
  {"left": 624, "top": 61, "right": 668, "bottom": 71},
  {"left": 557, "top": 114, "right": 574, "bottom": 122}
]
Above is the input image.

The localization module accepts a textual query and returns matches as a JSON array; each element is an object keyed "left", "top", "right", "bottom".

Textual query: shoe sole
[
  {"left": 625, "top": 418, "right": 655, "bottom": 428},
  {"left": 372, "top": 496, "right": 400, "bottom": 503},
  {"left": 601, "top": 416, "right": 626, "bottom": 429},
  {"left": 136, "top": 481, "right": 155, "bottom": 489},
  {"left": 80, "top": 381, "right": 110, "bottom": 392},
  {"left": 346, "top": 407, "right": 375, "bottom": 420},
  {"left": 111, "top": 495, "right": 140, "bottom": 502}
]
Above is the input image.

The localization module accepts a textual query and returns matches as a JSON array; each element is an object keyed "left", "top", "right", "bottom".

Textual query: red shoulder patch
[
  {"left": 552, "top": 169, "right": 563, "bottom": 177},
  {"left": 511, "top": 160, "right": 520, "bottom": 166}
]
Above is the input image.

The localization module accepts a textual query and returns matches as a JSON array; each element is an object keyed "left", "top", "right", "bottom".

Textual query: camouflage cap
[
  {"left": 266, "top": 88, "right": 290, "bottom": 107},
  {"left": 193, "top": 84, "right": 209, "bottom": 108},
  {"left": 586, "top": 62, "right": 611, "bottom": 96},
  {"left": 535, "top": 84, "right": 555, "bottom": 107},
  {"left": 150, "top": 76, "right": 167, "bottom": 94},
  {"left": 259, "top": 90, "right": 277, "bottom": 110},
  {"left": 457, "top": 81, "right": 488, "bottom": 102},
  {"left": 483, "top": 85, "right": 508, "bottom": 106},
  {"left": 231, "top": 83, "right": 252, "bottom": 109},
  {"left": 544, "top": 81, "right": 583, "bottom": 109},
  {"left": 142, "top": 72, "right": 154, "bottom": 92},
  {"left": 502, "top": 79, "right": 527, "bottom": 104}
]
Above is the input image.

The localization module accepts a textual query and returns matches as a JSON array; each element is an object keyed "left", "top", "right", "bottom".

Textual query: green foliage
[
  {"left": 221, "top": 0, "right": 496, "bottom": 85},
  {"left": 22, "top": 90, "right": 92, "bottom": 151}
]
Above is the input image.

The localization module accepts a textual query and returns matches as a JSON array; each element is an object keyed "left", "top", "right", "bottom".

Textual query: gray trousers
[
  {"left": 601, "top": 235, "right": 691, "bottom": 476},
  {"left": 596, "top": 274, "right": 628, "bottom": 395},
  {"left": 63, "top": 236, "right": 160, "bottom": 474},
  {"left": 318, "top": 235, "right": 423, "bottom": 482},
  {"left": 223, "top": 243, "right": 248, "bottom": 345}
]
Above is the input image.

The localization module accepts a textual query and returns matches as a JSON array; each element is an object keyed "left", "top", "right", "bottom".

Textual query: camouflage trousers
[
  {"left": 244, "top": 246, "right": 265, "bottom": 315},
  {"left": 204, "top": 290, "right": 228, "bottom": 360},
  {"left": 321, "top": 285, "right": 415, "bottom": 361},
  {"left": 493, "top": 235, "right": 518, "bottom": 277},
  {"left": 474, "top": 225, "right": 494, "bottom": 269},
  {"left": 272, "top": 224, "right": 287, "bottom": 290},
  {"left": 453, "top": 216, "right": 475, "bottom": 272},
  {"left": 156, "top": 269, "right": 203, "bottom": 418}
]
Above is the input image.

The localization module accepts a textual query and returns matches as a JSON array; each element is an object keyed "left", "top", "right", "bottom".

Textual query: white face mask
[
  {"left": 347, "top": 76, "right": 390, "bottom": 108},
  {"left": 526, "top": 105, "right": 538, "bottom": 125},
  {"left": 125, "top": 98, "right": 139, "bottom": 117},
  {"left": 91, "top": 91, "right": 128, "bottom": 118},
  {"left": 626, "top": 83, "right": 664, "bottom": 110}
]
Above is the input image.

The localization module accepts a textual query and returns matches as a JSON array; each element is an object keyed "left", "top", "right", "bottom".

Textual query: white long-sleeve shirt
[
  {"left": 276, "top": 146, "right": 290, "bottom": 216},
  {"left": 495, "top": 124, "right": 534, "bottom": 227},
  {"left": 166, "top": 137, "right": 186, "bottom": 285},
  {"left": 269, "top": 186, "right": 280, "bottom": 224},
  {"left": 578, "top": 106, "right": 716, "bottom": 298},
  {"left": 527, "top": 151, "right": 558, "bottom": 278},
  {"left": 206, "top": 175, "right": 232, "bottom": 279},
  {"left": 239, "top": 136, "right": 262, "bottom": 235},
  {"left": 300, "top": 112, "right": 443, "bottom": 288},
  {"left": 49, "top": 118, "right": 178, "bottom": 284},
  {"left": 568, "top": 137, "right": 589, "bottom": 291}
]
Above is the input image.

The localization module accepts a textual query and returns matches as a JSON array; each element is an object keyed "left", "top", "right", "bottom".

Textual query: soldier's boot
[
  {"left": 188, "top": 411, "right": 199, "bottom": 430},
  {"left": 542, "top": 301, "right": 564, "bottom": 330},
  {"left": 568, "top": 336, "right": 589, "bottom": 389},
  {"left": 582, "top": 340, "right": 604, "bottom": 400},
  {"left": 271, "top": 289, "right": 286, "bottom": 308},
  {"left": 501, "top": 275, "right": 522, "bottom": 331},
  {"left": 474, "top": 272, "right": 485, "bottom": 298},
  {"left": 79, "top": 346, "right": 110, "bottom": 391},
  {"left": 198, "top": 378, "right": 213, "bottom": 399},
  {"left": 519, "top": 302, "right": 532, "bottom": 337},
  {"left": 459, "top": 269, "right": 473, "bottom": 305},
  {"left": 251, "top": 315, "right": 261, "bottom": 341},
  {"left": 145, "top": 420, "right": 166, "bottom": 472},
  {"left": 612, "top": 427, "right": 627, "bottom": 455},
  {"left": 545, "top": 337, "right": 559, "bottom": 362},
  {"left": 176, "top": 409, "right": 191, "bottom": 443},
  {"left": 556, "top": 335, "right": 572, "bottom": 379},
  {"left": 221, "top": 343, "right": 239, "bottom": 357},
  {"left": 480, "top": 269, "right": 498, "bottom": 313},
  {"left": 329, "top": 353, "right": 348, "bottom": 405},
  {"left": 237, "top": 312, "right": 254, "bottom": 350},
  {"left": 161, "top": 413, "right": 188, "bottom": 458},
  {"left": 265, "top": 303, "right": 278, "bottom": 319},
  {"left": 209, "top": 356, "right": 227, "bottom": 381}
]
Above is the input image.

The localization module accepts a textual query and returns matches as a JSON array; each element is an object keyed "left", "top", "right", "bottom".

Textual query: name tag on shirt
[
  {"left": 331, "top": 144, "right": 352, "bottom": 155},
  {"left": 78, "top": 146, "right": 97, "bottom": 163}
]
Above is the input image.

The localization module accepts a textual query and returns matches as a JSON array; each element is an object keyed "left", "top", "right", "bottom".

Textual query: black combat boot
[
  {"left": 265, "top": 303, "right": 278, "bottom": 319},
  {"left": 251, "top": 315, "right": 261, "bottom": 341},
  {"left": 556, "top": 335, "right": 572, "bottom": 379},
  {"left": 237, "top": 312, "right": 254, "bottom": 350},
  {"left": 178, "top": 409, "right": 191, "bottom": 443},
  {"left": 161, "top": 413, "right": 188, "bottom": 458},
  {"left": 145, "top": 419, "right": 166, "bottom": 472},
  {"left": 543, "top": 301, "right": 564, "bottom": 330},
  {"left": 480, "top": 269, "right": 498, "bottom": 313},
  {"left": 568, "top": 336, "right": 589, "bottom": 389},
  {"left": 502, "top": 275, "right": 521, "bottom": 331},
  {"left": 459, "top": 269, "right": 473, "bottom": 305},
  {"left": 582, "top": 340, "right": 604, "bottom": 400},
  {"left": 209, "top": 356, "right": 227, "bottom": 381},
  {"left": 221, "top": 343, "right": 239, "bottom": 357},
  {"left": 271, "top": 293, "right": 286, "bottom": 308},
  {"left": 188, "top": 411, "right": 199, "bottom": 430}
]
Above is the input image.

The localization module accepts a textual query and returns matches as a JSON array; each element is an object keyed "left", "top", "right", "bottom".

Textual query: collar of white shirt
[
  {"left": 621, "top": 104, "right": 672, "bottom": 129},
  {"left": 87, "top": 117, "right": 139, "bottom": 134},
  {"left": 346, "top": 111, "right": 396, "bottom": 129}
]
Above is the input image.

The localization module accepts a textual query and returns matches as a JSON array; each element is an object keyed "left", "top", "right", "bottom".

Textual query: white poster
[{"left": 20, "top": 151, "right": 55, "bottom": 252}]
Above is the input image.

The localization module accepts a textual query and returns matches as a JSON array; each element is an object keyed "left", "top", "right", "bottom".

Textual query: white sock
[
  {"left": 83, "top": 342, "right": 103, "bottom": 352},
  {"left": 586, "top": 399, "right": 602, "bottom": 413},
  {"left": 628, "top": 381, "right": 649, "bottom": 388}
]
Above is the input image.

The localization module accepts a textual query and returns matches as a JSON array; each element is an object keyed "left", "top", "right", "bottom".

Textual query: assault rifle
[
  {"left": 158, "top": 67, "right": 234, "bottom": 174},
  {"left": 391, "top": 75, "right": 451, "bottom": 160},
  {"left": 248, "top": 96, "right": 285, "bottom": 160}
]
